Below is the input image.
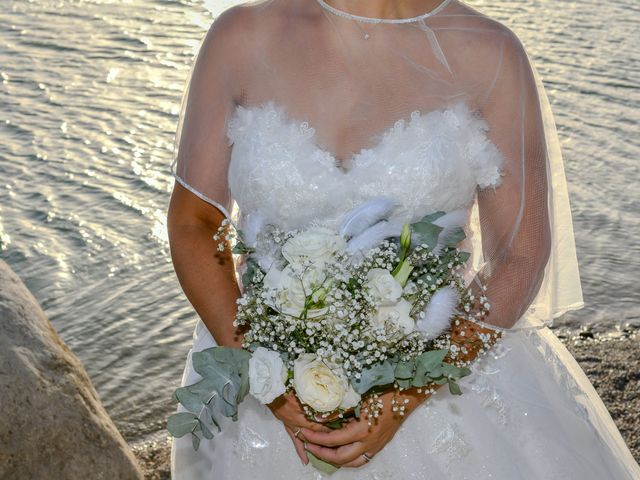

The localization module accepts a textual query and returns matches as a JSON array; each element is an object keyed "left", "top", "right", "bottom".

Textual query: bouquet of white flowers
[{"left": 168, "top": 198, "right": 492, "bottom": 464}]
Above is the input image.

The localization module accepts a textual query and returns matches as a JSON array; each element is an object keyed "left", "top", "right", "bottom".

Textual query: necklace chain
[{"left": 315, "top": 0, "right": 452, "bottom": 25}]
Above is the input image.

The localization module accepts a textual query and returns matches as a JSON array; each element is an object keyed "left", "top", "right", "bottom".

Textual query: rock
[{"left": 0, "top": 260, "right": 143, "bottom": 479}]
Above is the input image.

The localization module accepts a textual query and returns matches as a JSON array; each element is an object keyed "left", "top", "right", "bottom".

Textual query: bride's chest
[{"left": 226, "top": 101, "right": 504, "bottom": 230}]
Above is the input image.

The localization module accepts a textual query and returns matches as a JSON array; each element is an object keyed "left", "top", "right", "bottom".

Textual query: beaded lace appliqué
[{"left": 225, "top": 101, "right": 505, "bottom": 234}]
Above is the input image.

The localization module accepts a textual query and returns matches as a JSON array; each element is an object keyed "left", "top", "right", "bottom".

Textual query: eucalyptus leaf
[
  {"left": 442, "top": 226, "right": 466, "bottom": 247},
  {"left": 306, "top": 451, "right": 340, "bottom": 475},
  {"left": 352, "top": 361, "right": 395, "bottom": 394},
  {"left": 394, "top": 360, "right": 415, "bottom": 380},
  {"left": 232, "top": 243, "right": 253, "bottom": 255},
  {"left": 193, "top": 347, "right": 251, "bottom": 376},
  {"left": 198, "top": 416, "right": 215, "bottom": 440},
  {"left": 204, "top": 403, "right": 222, "bottom": 433},
  {"left": 427, "top": 364, "right": 445, "bottom": 379},
  {"left": 396, "top": 378, "right": 413, "bottom": 389},
  {"left": 191, "top": 347, "right": 252, "bottom": 418},
  {"left": 242, "top": 258, "right": 259, "bottom": 288},
  {"left": 410, "top": 222, "right": 443, "bottom": 250},
  {"left": 170, "top": 346, "right": 253, "bottom": 433},
  {"left": 458, "top": 251, "right": 470, "bottom": 263},
  {"left": 167, "top": 412, "right": 199, "bottom": 438},
  {"left": 173, "top": 379, "right": 215, "bottom": 413},
  {"left": 416, "top": 350, "right": 448, "bottom": 372},
  {"left": 441, "top": 363, "right": 471, "bottom": 378},
  {"left": 448, "top": 379, "right": 463, "bottom": 396},
  {"left": 325, "top": 418, "right": 345, "bottom": 430},
  {"left": 192, "top": 433, "right": 201, "bottom": 451},
  {"left": 175, "top": 377, "right": 237, "bottom": 418},
  {"left": 420, "top": 211, "right": 446, "bottom": 223},
  {"left": 412, "top": 350, "right": 449, "bottom": 387},
  {"left": 236, "top": 355, "right": 251, "bottom": 402}
]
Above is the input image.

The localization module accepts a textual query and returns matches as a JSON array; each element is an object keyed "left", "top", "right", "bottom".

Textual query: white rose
[
  {"left": 249, "top": 347, "right": 288, "bottom": 405},
  {"left": 281, "top": 228, "right": 346, "bottom": 269},
  {"left": 372, "top": 298, "right": 415, "bottom": 336},
  {"left": 366, "top": 268, "right": 403, "bottom": 305},
  {"left": 293, "top": 354, "right": 360, "bottom": 412},
  {"left": 262, "top": 265, "right": 327, "bottom": 318}
]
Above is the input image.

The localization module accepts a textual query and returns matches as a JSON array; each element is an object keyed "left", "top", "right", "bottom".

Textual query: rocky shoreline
[{"left": 129, "top": 332, "right": 640, "bottom": 479}]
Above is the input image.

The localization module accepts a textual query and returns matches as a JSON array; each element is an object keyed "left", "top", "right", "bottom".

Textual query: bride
[{"left": 167, "top": 0, "right": 640, "bottom": 478}]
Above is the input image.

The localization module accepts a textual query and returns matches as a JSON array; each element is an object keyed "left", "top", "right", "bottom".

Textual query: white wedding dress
[
  {"left": 170, "top": 101, "right": 640, "bottom": 479},
  {"left": 169, "top": 1, "right": 640, "bottom": 478}
]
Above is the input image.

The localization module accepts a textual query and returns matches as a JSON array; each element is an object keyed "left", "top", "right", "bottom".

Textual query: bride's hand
[
  {"left": 267, "top": 391, "right": 334, "bottom": 465},
  {"left": 298, "top": 388, "right": 430, "bottom": 468}
]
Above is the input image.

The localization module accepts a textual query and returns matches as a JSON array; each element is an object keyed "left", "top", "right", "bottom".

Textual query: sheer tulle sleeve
[
  {"left": 468, "top": 33, "right": 584, "bottom": 330},
  {"left": 169, "top": 10, "right": 241, "bottom": 223}
]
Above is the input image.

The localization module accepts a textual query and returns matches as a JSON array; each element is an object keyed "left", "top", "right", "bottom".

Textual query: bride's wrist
[
  {"left": 446, "top": 315, "right": 503, "bottom": 365},
  {"left": 383, "top": 385, "right": 432, "bottom": 421}
]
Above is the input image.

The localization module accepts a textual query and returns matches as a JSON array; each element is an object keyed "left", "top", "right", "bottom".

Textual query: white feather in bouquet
[
  {"left": 346, "top": 219, "right": 405, "bottom": 256},
  {"left": 339, "top": 197, "right": 397, "bottom": 239},
  {"left": 432, "top": 209, "right": 469, "bottom": 255},
  {"left": 417, "top": 286, "right": 460, "bottom": 340}
]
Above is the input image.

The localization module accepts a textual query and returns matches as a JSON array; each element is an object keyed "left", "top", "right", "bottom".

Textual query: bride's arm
[{"left": 167, "top": 185, "right": 243, "bottom": 347}]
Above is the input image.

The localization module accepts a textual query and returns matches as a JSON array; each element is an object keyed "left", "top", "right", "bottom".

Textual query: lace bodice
[{"left": 226, "top": 100, "right": 505, "bottom": 233}]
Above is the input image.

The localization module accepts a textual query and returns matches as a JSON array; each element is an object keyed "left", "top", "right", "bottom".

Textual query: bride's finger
[
  {"left": 304, "top": 441, "right": 363, "bottom": 466},
  {"left": 285, "top": 426, "right": 309, "bottom": 465},
  {"left": 342, "top": 453, "right": 371, "bottom": 469},
  {"left": 300, "top": 420, "right": 367, "bottom": 447}
]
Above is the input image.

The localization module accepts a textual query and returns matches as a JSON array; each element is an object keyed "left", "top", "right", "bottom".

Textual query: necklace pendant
[{"left": 364, "top": 33, "right": 370, "bottom": 40}]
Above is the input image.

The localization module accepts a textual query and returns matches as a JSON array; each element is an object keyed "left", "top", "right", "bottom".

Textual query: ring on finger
[
  {"left": 362, "top": 452, "right": 372, "bottom": 463},
  {"left": 293, "top": 428, "right": 302, "bottom": 439}
]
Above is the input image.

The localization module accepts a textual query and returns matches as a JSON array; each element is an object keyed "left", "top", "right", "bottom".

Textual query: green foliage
[
  {"left": 414, "top": 350, "right": 448, "bottom": 381},
  {"left": 407, "top": 211, "right": 446, "bottom": 250},
  {"left": 167, "top": 412, "right": 199, "bottom": 438},
  {"left": 352, "top": 361, "right": 395, "bottom": 394},
  {"left": 410, "top": 221, "right": 443, "bottom": 250},
  {"left": 324, "top": 418, "right": 346, "bottom": 429},
  {"left": 420, "top": 211, "right": 446, "bottom": 223},
  {"left": 350, "top": 350, "right": 472, "bottom": 399},
  {"left": 410, "top": 349, "right": 471, "bottom": 392},
  {"left": 458, "top": 251, "right": 470, "bottom": 263},
  {"left": 442, "top": 226, "right": 466, "bottom": 247},
  {"left": 394, "top": 360, "right": 415, "bottom": 380},
  {"left": 167, "top": 347, "right": 252, "bottom": 448},
  {"left": 306, "top": 451, "right": 341, "bottom": 475},
  {"left": 241, "top": 257, "right": 259, "bottom": 290}
]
